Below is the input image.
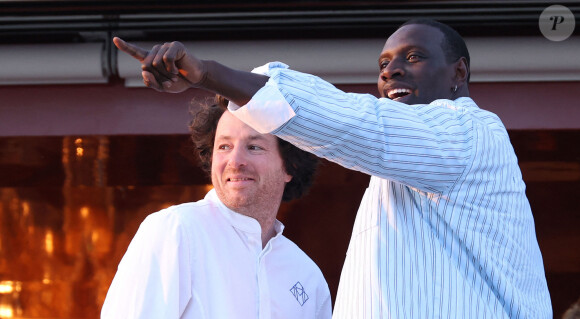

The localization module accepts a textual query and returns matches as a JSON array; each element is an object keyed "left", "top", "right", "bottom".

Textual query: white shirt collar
[{"left": 205, "top": 188, "right": 285, "bottom": 237}]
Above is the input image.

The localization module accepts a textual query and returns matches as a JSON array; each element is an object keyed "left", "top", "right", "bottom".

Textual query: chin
[{"left": 224, "top": 202, "right": 248, "bottom": 214}]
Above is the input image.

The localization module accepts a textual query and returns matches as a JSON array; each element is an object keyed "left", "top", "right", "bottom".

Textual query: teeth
[
  {"left": 387, "top": 88, "right": 412, "bottom": 99},
  {"left": 230, "top": 178, "right": 251, "bottom": 181}
]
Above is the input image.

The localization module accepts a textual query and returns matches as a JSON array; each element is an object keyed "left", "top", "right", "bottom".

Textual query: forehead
[
  {"left": 215, "top": 111, "right": 278, "bottom": 145},
  {"left": 381, "top": 24, "right": 445, "bottom": 55}
]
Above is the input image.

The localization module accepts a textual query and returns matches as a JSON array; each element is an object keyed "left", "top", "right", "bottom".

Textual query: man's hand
[
  {"left": 113, "top": 37, "right": 205, "bottom": 93},
  {"left": 113, "top": 37, "right": 269, "bottom": 105}
]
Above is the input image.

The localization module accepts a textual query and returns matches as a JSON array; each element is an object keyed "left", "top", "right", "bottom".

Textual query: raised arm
[{"left": 113, "top": 37, "right": 269, "bottom": 106}]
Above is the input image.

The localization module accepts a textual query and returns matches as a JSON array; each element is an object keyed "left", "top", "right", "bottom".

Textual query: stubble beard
[{"left": 212, "top": 170, "right": 286, "bottom": 221}]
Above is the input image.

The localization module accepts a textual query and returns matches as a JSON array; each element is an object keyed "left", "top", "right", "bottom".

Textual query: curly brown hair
[{"left": 189, "top": 95, "right": 318, "bottom": 202}]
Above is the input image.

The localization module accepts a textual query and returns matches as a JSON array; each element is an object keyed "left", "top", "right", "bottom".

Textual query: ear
[
  {"left": 453, "top": 57, "right": 469, "bottom": 85},
  {"left": 284, "top": 173, "right": 293, "bottom": 183}
]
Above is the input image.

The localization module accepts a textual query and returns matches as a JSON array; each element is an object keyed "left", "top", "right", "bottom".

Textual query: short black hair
[
  {"left": 189, "top": 95, "right": 319, "bottom": 202},
  {"left": 400, "top": 19, "right": 471, "bottom": 82}
]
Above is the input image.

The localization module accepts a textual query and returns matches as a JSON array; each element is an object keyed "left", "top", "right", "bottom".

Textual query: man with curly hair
[{"left": 101, "top": 97, "right": 331, "bottom": 318}]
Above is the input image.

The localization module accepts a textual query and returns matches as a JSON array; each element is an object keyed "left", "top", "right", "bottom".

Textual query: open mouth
[
  {"left": 227, "top": 177, "right": 253, "bottom": 182},
  {"left": 387, "top": 88, "right": 412, "bottom": 101}
]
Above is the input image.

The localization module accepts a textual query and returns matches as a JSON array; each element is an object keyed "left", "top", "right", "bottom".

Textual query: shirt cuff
[{"left": 228, "top": 78, "right": 296, "bottom": 134}]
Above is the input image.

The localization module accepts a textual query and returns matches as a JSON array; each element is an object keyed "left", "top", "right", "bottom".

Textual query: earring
[{"left": 453, "top": 85, "right": 458, "bottom": 93}]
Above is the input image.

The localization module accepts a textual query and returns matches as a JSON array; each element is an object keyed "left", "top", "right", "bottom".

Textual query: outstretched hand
[{"left": 113, "top": 37, "right": 205, "bottom": 93}]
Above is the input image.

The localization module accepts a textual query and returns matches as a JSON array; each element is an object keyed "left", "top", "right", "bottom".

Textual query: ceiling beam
[{"left": 1, "top": 1, "right": 578, "bottom": 43}]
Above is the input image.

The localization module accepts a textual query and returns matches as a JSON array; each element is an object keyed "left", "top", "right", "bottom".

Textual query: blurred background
[{"left": 0, "top": 0, "right": 579, "bottom": 318}]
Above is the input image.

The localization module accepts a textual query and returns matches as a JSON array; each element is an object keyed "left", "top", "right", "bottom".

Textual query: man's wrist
[
  {"left": 188, "top": 59, "right": 209, "bottom": 88},
  {"left": 195, "top": 60, "right": 268, "bottom": 106}
]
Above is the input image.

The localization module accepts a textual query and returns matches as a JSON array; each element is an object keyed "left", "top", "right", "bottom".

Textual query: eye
[
  {"left": 379, "top": 60, "right": 389, "bottom": 70},
  {"left": 248, "top": 145, "right": 264, "bottom": 151},
  {"left": 407, "top": 54, "right": 421, "bottom": 62},
  {"left": 217, "top": 144, "right": 231, "bottom": 150}
]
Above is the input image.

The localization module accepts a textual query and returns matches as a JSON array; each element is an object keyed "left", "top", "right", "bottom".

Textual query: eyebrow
[
  {"left": 215, "top": 134, "right": 270, "bottom": 143},
  {"left": 378, "top": 44, "right": 428, "bottom": 60}
]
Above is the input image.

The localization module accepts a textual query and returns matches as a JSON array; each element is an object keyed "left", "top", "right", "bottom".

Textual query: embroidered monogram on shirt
[{"left": 289, "top": 281, "right": 309, "bottom": 306}]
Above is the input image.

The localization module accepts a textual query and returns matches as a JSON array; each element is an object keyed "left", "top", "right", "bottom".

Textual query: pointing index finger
[{"left": 113, "top": 37, "right": 149, "bottom": 61}]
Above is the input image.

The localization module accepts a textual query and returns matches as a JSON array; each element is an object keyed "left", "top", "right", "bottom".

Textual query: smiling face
[
  {"left": 211, "top": 111, "right": 292, "bottom": 215},
  {"left": 377, "top": 23, "right": 457, "bottom": 105}
]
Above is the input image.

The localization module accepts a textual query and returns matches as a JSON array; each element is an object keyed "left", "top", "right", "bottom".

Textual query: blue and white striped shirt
[{"left": 230, "top": 62, "right": 552, "bottom": 319}]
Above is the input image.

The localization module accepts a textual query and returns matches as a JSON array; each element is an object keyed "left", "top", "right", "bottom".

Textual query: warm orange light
[
  {"left": 0, "top": 281, "right": 16, "bottom": 318},
  {"left": 0, "top": 281, "right": 14, "bottom": 294},
  {"left": 81, "top": 206, "right": 90, "bottom": 219},
  {"left": 45, "top": 230, "right": 54, "bottom": 255},
  {"left": 75, "top": 138, "right": 84, "bottom": 157},
  {"left": 91, "top": 231, "right": 99, "bottom": 244},
  {"left": 0, "top": 281, "right": 21, "bottom": 294},
  {"left": 0, "top": 305, "right": 13, "bottom": 318},
  {"left": 21, "top": 201, "right": 30, "bottom": 218}
]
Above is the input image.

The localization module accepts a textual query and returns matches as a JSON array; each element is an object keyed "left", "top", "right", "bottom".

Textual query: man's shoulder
[
  {"left": 166, "top": 199, "right": 212, "bottom": 213},
  {"left": 426, "top": 97, "right": 478, "bottom": 111},
  {"left": 453, "top": 97, "right": 509, "bottom": 134},
  {"left": 427, "top": 97, "right": 506, "bottom": 128},
  {"left": 452, "top": 97, "right": 499, "bottom": 117},
  {"left": 275, "top": 235, "right": 323, "bottom": 270},
  {"left": 143, "top": 198, "right": 215, "bottom": 226}
]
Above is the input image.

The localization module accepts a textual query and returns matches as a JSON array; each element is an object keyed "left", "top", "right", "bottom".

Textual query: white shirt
[
  {"left": 229, "top": 62, "right": 552, "bottom": 319},
  {"left": 101, "top": 189, "right": 332, "bottom": 319}
]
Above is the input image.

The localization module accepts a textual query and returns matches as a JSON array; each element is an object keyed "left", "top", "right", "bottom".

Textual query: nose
[
  {"left": 380, "top": 58, "right": 404, "bottom": 81},
  {"left": 226, "top": 146, "right": 247, "bottom": 168}
]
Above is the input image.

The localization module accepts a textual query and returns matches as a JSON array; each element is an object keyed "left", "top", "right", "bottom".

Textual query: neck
[
  {"left": 453, "top": 86, "right": 470, "bottom": 100},
  {"left": 233, "top": 202, "right": 280, "bottom": 249},
  {"left": 260, "top": 220, "right": 278, "bottom": 249}
]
